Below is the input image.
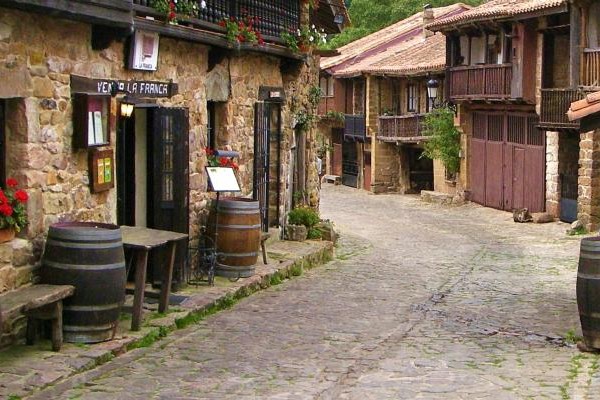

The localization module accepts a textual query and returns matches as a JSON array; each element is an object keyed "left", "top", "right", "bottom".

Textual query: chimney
[{"left": 423, "top": 4, "right": 434, "bottom": 38}]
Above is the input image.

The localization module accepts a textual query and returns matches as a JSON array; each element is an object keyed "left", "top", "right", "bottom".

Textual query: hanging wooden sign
[
  {"left": 89, "top": 148, "right": 115, "bottom": 193},
  {"left": 71, "top": 75, "right": 177, "bottom": 98}
]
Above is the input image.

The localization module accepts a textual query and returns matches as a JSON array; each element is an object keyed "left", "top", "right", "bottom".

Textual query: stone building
[
  {"left": 429, "top": 0, "right": 600, "bottom": 230},
  {"left": 0, "top": 0, "right": 346, "bottom": 303},
  {"left": 317, "top": 4, "right": 469, "bottom": 192}
]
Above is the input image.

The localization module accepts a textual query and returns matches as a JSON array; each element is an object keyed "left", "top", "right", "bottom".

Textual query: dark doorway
[
  {"left": 253, "top": 102, "right": 282, "bottom": 232},
  {"left": 407, "top": 147, "right": 433, "bottom": 193},
  {"left": 117, "top": 106, "right": 190, "bottom": 288},
  {"left": 342, "top": 140, "right": 359, "bottom": 188},
  {"left": 559, "top": 132, "right": 579, "bottom": 223}
]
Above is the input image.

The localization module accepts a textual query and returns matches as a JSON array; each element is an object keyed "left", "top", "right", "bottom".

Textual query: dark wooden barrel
[
  {"left": 214, "top": 198, "right": 261, "bottom": 278},
  {"left": 577, "top": 237, "right": 600, "bottom": 349},
  {"left": 41, "top": 222, "right": 126, "bottom": 343}
]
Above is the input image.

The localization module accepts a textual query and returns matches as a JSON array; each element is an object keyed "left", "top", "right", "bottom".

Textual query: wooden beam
[{"left": 570, "top": 4, "right": 582, "bottom": 87}]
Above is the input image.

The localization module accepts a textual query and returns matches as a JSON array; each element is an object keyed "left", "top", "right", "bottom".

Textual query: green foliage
[
  {"left": 421, "top": 106, "right": 461, "bottom": 175},
  {"left": 307, "top": 227, "right": 323, "bottom": 240},
  {"left": 308, "top": 86, "right": 323, "bottom": 108},
  {"left": 294, "top": 110, "right": 317, "bottom": 132},
  {"left": 324, "top": 0, "right": 485, "bottom": 49},
  {"left": 323, "top": 110, "right": 345, "bottom": 122},
  {"left": 288, "top": 206, "right": 320, "bottom": 228}
]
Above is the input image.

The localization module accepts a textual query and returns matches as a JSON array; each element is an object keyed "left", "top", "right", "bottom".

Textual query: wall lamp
[{"left": 120, "top": 97, "right": 135, "bottom": 118}]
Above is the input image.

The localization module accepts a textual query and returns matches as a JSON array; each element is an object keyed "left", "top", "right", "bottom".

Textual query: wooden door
[
  {"left": 147, "top": 107, "right": 189, "bottom": 287},
  {"left": 470, "top": 113, "right": 487, "bottom": 205},
  {"left": 363, "top": 151, "right": 371, "bottom": 191}
]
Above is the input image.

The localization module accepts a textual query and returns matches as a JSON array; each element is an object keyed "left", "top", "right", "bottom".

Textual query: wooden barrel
[
  {"left": 41, "top": 222, "right": 126, "bottom": 344},
  {"left": 577, "top": 237, "right": 600, "bottom": 349},
  {"left": 214, "top": 198, "right": 261, "bottom": 278}
]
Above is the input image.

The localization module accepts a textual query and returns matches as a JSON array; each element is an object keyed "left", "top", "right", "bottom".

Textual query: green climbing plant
[{"left": 421, "top": 106, "right": 461, "bottom": 176}]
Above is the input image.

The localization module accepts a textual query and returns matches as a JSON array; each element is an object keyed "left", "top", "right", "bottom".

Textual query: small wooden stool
[
  {"left": 260, "top": 232, "right": 271, "bottom": 265},
  {"left": 0, "top": 284, "right": 74, "bottom": 351}
]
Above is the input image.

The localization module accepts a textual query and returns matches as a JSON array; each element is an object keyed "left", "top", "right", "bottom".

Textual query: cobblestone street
[{"left": 32, "top": 185, "right": 597, "bottom": 399}]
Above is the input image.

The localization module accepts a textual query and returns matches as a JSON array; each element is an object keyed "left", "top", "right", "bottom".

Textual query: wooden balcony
[
  {"left": 133, "top": 0, "right": 300, "bottom": 41},
  {"left": 377, "top": 114, "right": 426, "bottom": 143},
  {"left": 344, "top": 115, "right": 366, "bottom": 142},
  {"left": 3, "top": 0, "right": 133, "bottom": 27},
  {"left": 540, "top": 88, "right": 595, "bottom": 130},
  {"left": 582, "top": 49, "right": 600, "bottom": 88},
  {"left": 448, "top": 64, "right": 512, "bottom": 101}
]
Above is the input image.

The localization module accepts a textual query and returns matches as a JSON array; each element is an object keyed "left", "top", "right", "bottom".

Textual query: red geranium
[
  {"left": 0, "top": 179, "right": 28, "bottom": 233},
  {"left": 0, "top": 204, "right": 13, "bottom": 217},
  {"left": 14, "top": 190, "right": 28, "bottom": 203}
]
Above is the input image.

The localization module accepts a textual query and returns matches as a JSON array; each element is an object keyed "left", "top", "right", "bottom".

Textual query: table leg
[
  {"left": 159, "top": 241, "right": 177, "bottom": 314},
  {"left": 132, "top": 250, "right": 149, "bottom": 331}
]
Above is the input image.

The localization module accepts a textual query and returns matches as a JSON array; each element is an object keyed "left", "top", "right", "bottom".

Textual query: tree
[{"left": 324, "top": 0, "right": 483, "bottom": 49}]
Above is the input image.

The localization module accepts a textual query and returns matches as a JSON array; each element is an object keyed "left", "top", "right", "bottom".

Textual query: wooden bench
[
  {"left": 0, "top": 284, "right": 74, "bottom": 351},
  {"left": 322, "top": 175, "right": 341, "bottom": 185}
]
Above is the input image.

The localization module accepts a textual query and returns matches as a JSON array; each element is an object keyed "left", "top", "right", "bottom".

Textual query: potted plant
[
  {"left": 150, "top": 0, "right": 199, "bottom": 24},
  {"left": 0, "top": 178, "right": 28, "bottom": 243},
  {"left": 286, "top": 206, "right": 321, "bottom": 241},
  {"left": 281, "top": 24, "right": 327, "bottom": 54},
  {"left": 219, "top": 16, "right": 264, "bottom": 46}
]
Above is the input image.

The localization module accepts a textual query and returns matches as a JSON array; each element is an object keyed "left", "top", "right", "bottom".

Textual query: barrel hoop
[
  {"left": 219, "top": 251, "right": 258, "bottom": 257},
  {"left": 216, "top": 224, "right": 262, "bottom": 230},
  {"left": 578, "top": 272, "right": 600, "bottom": 279},
  {"left": 49, "top": 230, "right": 122, "bottom": 241},
  {"left": 580, "top": 311, "right": 600, "bottom": 318},
  {"left": 217, "top": 209, "right": 260, "bottom": 215},
  {"left": 43, "top": 260, "right": 126, "bottom": 271},
  {"left": 45, "top": 239, "right": 123, "bottom": 249},
  {"left": 63, "top": 323, "right": 115, "bottom": 332},
  {"left": 580, "top": 253, "right": 600, "bottom": 260},
  {"left": 63, "top": 303, "right": 122, "bottom": 312}
]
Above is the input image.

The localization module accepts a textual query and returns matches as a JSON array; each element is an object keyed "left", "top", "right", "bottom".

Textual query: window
[
  {"left": 353, "top": 79, "right": 365, "bottom": 114},
  {"left": 207, "top": 101, "right": 216, "bottom": 149},
  {"left": 470, "top": 35, "right": 486, "bottom": 65},
  {"left": 0, "top": 101, "right": 5, "bottom": 187},
  {"left": 407, "top": 83, "right": 418, "bottom": 113},
  {"left": 320, "top": 75, "right": 335, "bottom": 97},
  {"left": 391, "top": 80, "right": 401, "bottom": 115}
]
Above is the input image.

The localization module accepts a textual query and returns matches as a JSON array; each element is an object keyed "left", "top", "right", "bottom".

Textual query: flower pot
[
  {"left": 285, "top": 224, "right": 307, "bottom": 242},
  {"left": 0, "top": 228, "right": 15, "bottom": 244}
]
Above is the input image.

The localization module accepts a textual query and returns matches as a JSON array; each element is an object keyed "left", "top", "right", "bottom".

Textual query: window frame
[{"left": 407, "top": 83, "right": 419, "bottom": 113}]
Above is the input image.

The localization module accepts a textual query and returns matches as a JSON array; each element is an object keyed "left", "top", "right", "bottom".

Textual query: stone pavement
[
  {"left": 13, "top": 185, "right": 600, "bottom": 399},
  {"left": 0, "top": 238, "right": 333, "bottom": 399}
]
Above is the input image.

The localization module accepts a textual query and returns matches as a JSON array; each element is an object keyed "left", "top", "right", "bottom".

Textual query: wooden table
[{"left": 120, "top": 226, "right": 188, "bottom": 331}]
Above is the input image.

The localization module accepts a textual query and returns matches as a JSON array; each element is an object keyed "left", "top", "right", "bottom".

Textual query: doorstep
[{"left": 0, "top": 239, "right": 334, "bottom": 399}]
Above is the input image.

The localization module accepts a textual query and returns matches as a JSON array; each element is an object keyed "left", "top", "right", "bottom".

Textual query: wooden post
[
  {"left": 51, "top": 301, "right": 63, "bottom": 352},
  {"left": 159, "top": 241, "right": 177, "bottom": 314},
  {"left": 132, "top": 249, "right": 149, "bottom": 331},
  {"left": 570, "top": 5, "right": 581, "bottom": 88}
]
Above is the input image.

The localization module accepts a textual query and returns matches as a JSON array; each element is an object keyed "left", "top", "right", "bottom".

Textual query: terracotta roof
[
  {"left": 568, "top": 91, "right": 600, "bottom": 121},
  {"left": 427, "top": 0, "right": 567, "bottom": 31},
  {"left": 321, "top": 3, "right": 470, "bottom": 71},
  {"left": 363, "top": 33, "right": 447, "bottom": 77}
]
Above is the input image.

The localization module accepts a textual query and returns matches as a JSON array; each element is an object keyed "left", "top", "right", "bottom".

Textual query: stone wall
[
  {"left": 0, "top": 6, "right": 320, "bottom": 297},
  {"left": 578, "top": 129, "right": 600, "bottom": 231},
  {"left": 545, "top": 131, "right": 560, "bottom": 217}
]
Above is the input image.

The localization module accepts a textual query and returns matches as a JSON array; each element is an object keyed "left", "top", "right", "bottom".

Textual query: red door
[{"left": 470, "top": 112, "right": 544, "bottom": 213}]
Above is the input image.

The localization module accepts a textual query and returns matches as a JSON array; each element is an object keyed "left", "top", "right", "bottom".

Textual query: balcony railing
[
  {"left": 133, "top": 0, "right": 300, "bottom": 40},
  {"left": 377, "top": 114, "right": 426, "bottom": 142},
  {"left": 540, "top": 88, "right": 595, "bottom": 129},
  {"left": 344, "top": 115, "right": 366, "bottom": 141},
  {"left": 583, "top": 49, "right": 600, "bottom": 87},
  {"left": 448, "top": 64, "right": 512, "bottom": 100}
]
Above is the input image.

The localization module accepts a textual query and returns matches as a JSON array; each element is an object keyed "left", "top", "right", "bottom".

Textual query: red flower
[
  {"left": 169, "top": 1, "right": 175, "bottom": 9},
  {"left": 0, "top": 204, "right": 13, "bottom": 217},
  {"left": 219, "top": 20, "right": 226, "bottom": 27},
  {"left": 219, "top": 157, "right": 229, "bottom": 167},
  {"left": 230, "top": 162, "right": 239, "bottom": 170},
  {"left": 168, "top": 11, "right": 176, "bottom": 20},
  {"left": 6, "top": 178, "right": 17, "bottom": 188},
  {"left": 0, "top": 191, "right": 7, "bottom": 205},
  {"left": 14, "top": 190, "right": 28, "bottom": 203}
]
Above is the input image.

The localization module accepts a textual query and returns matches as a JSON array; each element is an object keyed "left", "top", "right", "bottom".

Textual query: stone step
[{"left": 421, "top": 190, "right": 462, "bottom": 205}]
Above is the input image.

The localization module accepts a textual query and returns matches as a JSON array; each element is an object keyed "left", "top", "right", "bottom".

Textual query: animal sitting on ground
[{"left": 513, "top": 208, "right": 532, "bottom": 223}]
